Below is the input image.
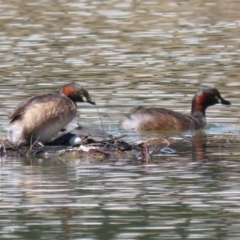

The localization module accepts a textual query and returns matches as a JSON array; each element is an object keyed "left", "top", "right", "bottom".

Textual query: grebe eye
[{"left": 82, "top": 96, "right": 87, "bottom": 102}]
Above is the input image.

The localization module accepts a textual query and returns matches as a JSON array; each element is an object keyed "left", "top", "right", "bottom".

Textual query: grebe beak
[
  {"left": 87, "top": 99, "right": 95, "bottom": 105},
  {"left": 220, "top": 97, "right": 231, "bottom": 105},
  {"left": 81, "top": 95, "right": 95, "bottom": 105}
]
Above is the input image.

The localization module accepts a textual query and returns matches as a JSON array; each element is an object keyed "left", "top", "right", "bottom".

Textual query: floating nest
[
  {"left": 0, "top": 130, "right": 178, "bottom": 163},
  {"left": 7, "top": 125, "right": 230, "bottom": 162},
  {"left": 3, "top": 125, "right": 237, "bottom": 162},
  {"left": 0, "top": 136, "right": 155, "bottom": 163}
]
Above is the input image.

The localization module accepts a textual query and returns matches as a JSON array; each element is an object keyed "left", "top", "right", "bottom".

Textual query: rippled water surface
[{"left": 1, "top": 0, "right": 240, "bottom": 239}]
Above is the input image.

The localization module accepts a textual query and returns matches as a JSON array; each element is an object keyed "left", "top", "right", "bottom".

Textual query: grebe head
[
  {"left": 191, "top": 88, "right": 231, "bottom": 115},
  {"left": 59, "top": 83, "right": 95, "bottom": 105}
]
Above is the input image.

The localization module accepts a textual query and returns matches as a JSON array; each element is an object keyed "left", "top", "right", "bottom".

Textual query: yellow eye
[{"left": 82, "top": 96, "right": 87, "bottom": 102}]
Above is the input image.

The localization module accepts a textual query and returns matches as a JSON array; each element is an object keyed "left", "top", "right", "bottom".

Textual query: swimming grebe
[
  {"left": 120, "top": 88, "right": 231, "bottom": 131},
  {"left": 8, "top": 83, "right": 95, "bottom": 146}
]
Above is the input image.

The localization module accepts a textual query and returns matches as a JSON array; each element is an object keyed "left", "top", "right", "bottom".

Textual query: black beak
[
  {"left": 87, "top": 99, "right": 95, "bottom": 105},
  {"left": 220, "top": 97, "right": 231, "bottom": 105}
]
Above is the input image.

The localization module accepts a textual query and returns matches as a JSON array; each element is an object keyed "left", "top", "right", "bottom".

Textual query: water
[{"left": 1, "top": 0, "right": 240, "bottom": 239}]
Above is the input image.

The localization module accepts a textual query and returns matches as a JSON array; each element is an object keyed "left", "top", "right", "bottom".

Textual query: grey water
[{"left": 1, "top": 0, "right": 240, "bottom": 239}]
